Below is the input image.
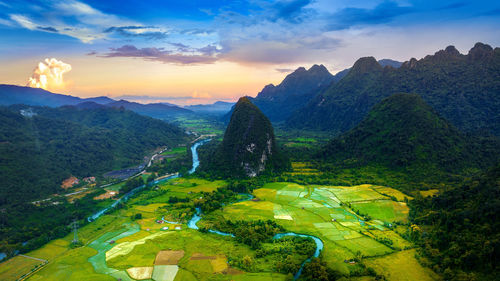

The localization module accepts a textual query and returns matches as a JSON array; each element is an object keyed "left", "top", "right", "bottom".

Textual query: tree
[
  {"left": 301, "top": 258, "right": 332, "bottom": 281},
  {"left": 242, "top": 255, "right": 253, "bottom": 269}
]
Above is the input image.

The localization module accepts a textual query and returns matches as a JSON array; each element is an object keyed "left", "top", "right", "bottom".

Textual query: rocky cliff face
[{"left": 208, "top": 97, "right": 289, "bottom": 178}]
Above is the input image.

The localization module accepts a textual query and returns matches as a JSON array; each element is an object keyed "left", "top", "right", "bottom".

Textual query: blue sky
[{"left": 0, "top": 0, "right": 499, "bottom": 103}]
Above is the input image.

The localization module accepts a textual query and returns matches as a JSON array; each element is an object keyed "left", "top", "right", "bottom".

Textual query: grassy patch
[
  {"left": 28, "top": 239, "right": 69, "bottom": 260},
  {"left": 371, "top": 186, "right": 413, "bottom": 201},
  {"left": 160, "top": 147, "right": 187, "bottom": 156},
  {"left": 152, "top": 265, "right": 179, "bottom": 281},
  {"left": 126, "top": 266, "right": 153, "bottom": 280},
  {"left": 0, "top": 255, "right": 44, "bottom": 281},
  {"left": 328, "top": 185, "right": 387, "bottom": 203},
  {"left": 155, "top": 250, "right": 185, "bottom": 265},
  {"left": 351, "top": 200, "right": 409, "bottom": 223},
  {"left": 160, "top": 178, "right": 227, "bottom": 193},
  {"left": 365, "top": 249, "right": 441, "bottom": 281},
  {"left": 29, "top": 247, "right": 114, "bottom": 281},
  {"left": 419, "top": 189, "right": 439, "bottom": 197}
]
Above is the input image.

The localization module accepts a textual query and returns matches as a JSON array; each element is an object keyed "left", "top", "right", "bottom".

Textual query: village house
[{"left": 83, "top": 177, "right": 96, "bottom": 183}]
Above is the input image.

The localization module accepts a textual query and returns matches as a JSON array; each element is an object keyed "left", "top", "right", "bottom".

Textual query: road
[
  {"left": 30, "top": 145, "right": 171, "bottom": 205},
  {"left": 30, "top": 136, "right": 206, "bottom": 205},
  {"left": 191, "top": 134, "right": 216, "bottom": 143}
]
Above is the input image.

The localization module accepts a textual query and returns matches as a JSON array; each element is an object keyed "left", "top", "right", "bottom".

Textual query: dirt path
[{"left": 18, "top": 255, "right": 47, "bottom": 263}]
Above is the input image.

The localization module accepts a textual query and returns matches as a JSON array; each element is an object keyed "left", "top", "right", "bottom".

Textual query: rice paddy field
[
  {"left": 286, "top": 162, "right": 321, "bottom": 176},
  {"left": 365, "top": 249, "right": 441, "bottom": 281},
  {"left": 0, "top": 177, "right": 436, "bottom": 281},
  {"left": 172, "top": 116, "right": 225, "bottom": 136},
  {"left": 0, "top": 255, "right": 45, "bottom": 281},
  {"left": 206, "top": 182, "right": 429, "bottom": 277}
]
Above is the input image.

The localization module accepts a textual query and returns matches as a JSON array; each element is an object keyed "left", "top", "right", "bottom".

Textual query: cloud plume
[{"left": 27, "top": 58, "right": 72, "bottom": 90}]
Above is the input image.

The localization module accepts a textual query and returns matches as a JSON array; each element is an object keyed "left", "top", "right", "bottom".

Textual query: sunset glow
[{"left": 0, "top": 0, "right": 499, "bottom": 104}]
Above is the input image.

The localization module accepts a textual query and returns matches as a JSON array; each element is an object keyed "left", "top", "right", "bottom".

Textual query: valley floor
[{"left": 0, "top": 176, "right": 440, "bottom": 281}]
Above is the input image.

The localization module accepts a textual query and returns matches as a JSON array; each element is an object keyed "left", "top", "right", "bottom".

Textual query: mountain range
[
  {"left": 0, "top": 85, "right": 194, "bottom": 120},
  {"left": 105, "top": 99, "right": 192, "bottom": 119},
  {"left": 233, "top": 59, "right": 403, "bottom": 123},
  {"left": 287, "top": 42, "right": 500, "bottom": 136},
  {"left": 0, "top": 84, "right": 114, "bottom": 107},
  {"left": 250, "top": 64, "right": 335, "bottom": 122},
  {"left": 184, "top": 101, "right": 235, "bottom": 115}
]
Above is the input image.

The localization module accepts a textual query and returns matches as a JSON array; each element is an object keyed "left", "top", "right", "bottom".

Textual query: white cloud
[
  {"left": 10, "top": 14, "right": 36, "bottom": 30},
  {"left": 54, "top": 0, "right": 133, "bottom": 27},
  {"left": 0, "top": 17, "right": 13, "bottom": 27},
  {"left": 8, "top": 1, "right": 135, "bottom": 43}
]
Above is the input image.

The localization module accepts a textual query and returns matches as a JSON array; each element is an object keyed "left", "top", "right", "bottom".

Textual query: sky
[{"left": 0, "top": 0, "right": 499, "bottom": 105}]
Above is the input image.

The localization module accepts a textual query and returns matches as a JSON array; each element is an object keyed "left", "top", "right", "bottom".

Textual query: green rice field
[
  {"left": 207, "top": 182, "right": 418, "bottom": 274},
  {"left": 0, "top": 178, "right": 435, "bottom": 281}
]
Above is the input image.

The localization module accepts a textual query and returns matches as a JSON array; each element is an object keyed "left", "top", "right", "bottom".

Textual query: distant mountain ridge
[
  {"left": 0, "top": 84, "right": 114, "bottom": 107},
  {"left": 287, "top": 42, "right": 500, "bottom": 136},
  {"left": 0, "top": 85, "right": 193, "bottom": 119},
  {"left": 185, "top": 101, "right": 235, "bottom": 115},
  {"left": 106, "top": 99, "right": 192, "bottom": 119},
  {"left": 250, "top": 64, "right": 335, "bottom": 121},
  {"left": 378, "top": 59, "right": 403, "bottom": 68}
]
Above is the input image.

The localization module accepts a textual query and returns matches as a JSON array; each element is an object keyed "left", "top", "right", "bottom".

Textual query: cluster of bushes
[
  {"left": 121, "top": 177, "right": 145, "bottom": 194},
  {"left": 194, "top": 188, "right": 239, "bottom": 213},
  {"left": 203, "top": 219, "right": 284, "bottom": 249}
]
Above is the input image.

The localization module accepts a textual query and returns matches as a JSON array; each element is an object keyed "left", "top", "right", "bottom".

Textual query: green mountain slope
[
  {"left": 203, "top": 97, "right": 289, "bottom": 177},
  {"left": 0, "top": 105, "right": 187, "bottom": 206},
  {"left": 288, "top": 43, "right": 500, "bottom": 136},
  {"left": 318, "top": 94, "right": 499, "bottom": 179}
]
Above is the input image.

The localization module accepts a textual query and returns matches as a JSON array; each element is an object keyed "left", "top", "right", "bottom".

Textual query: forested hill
[
  {"left": 317, "top": 94, "right": 500, "bottom": 183},
  {"left": 202, "top": 97, "right": 289, "bottom": 178},
  {"left": 0, "top": 105, "right": 187, "bottom": 206},
  {"left": 288, "top": 42, "right": 500, "bottom": 136},
  {"left": 409, "top": 164, "right": 500, "bottom": 279},
  {"left": 0, "top": 84, "right": 114, "bottom": 106},
  {"left": 0, "top": 85, "right": 193, "bottom": 119},
  {"left": 105, "top": 99, "right": 193, "bottom": 119}
]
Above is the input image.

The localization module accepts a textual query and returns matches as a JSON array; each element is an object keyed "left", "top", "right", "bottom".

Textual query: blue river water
[{"left": 188, "top": 139, "right": 211, "bottom": 174}]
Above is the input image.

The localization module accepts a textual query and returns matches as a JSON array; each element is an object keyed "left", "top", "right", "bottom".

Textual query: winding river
[
  {"left": 188, "top": 139, "right": 211, "bottom": 174},
  {"left": 88, "top": 138, "right": 323, "bottom": 280},
  {"left": 87, "top": 138, "right": 211, "bottom": 222},
  {"left": 185, "top": 202, "right": 324, "bottom": 280}
]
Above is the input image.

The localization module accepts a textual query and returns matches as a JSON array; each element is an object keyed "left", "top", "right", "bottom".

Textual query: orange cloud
[{"left": 27, "top": 58, "right": 72, "bottom": 91}]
